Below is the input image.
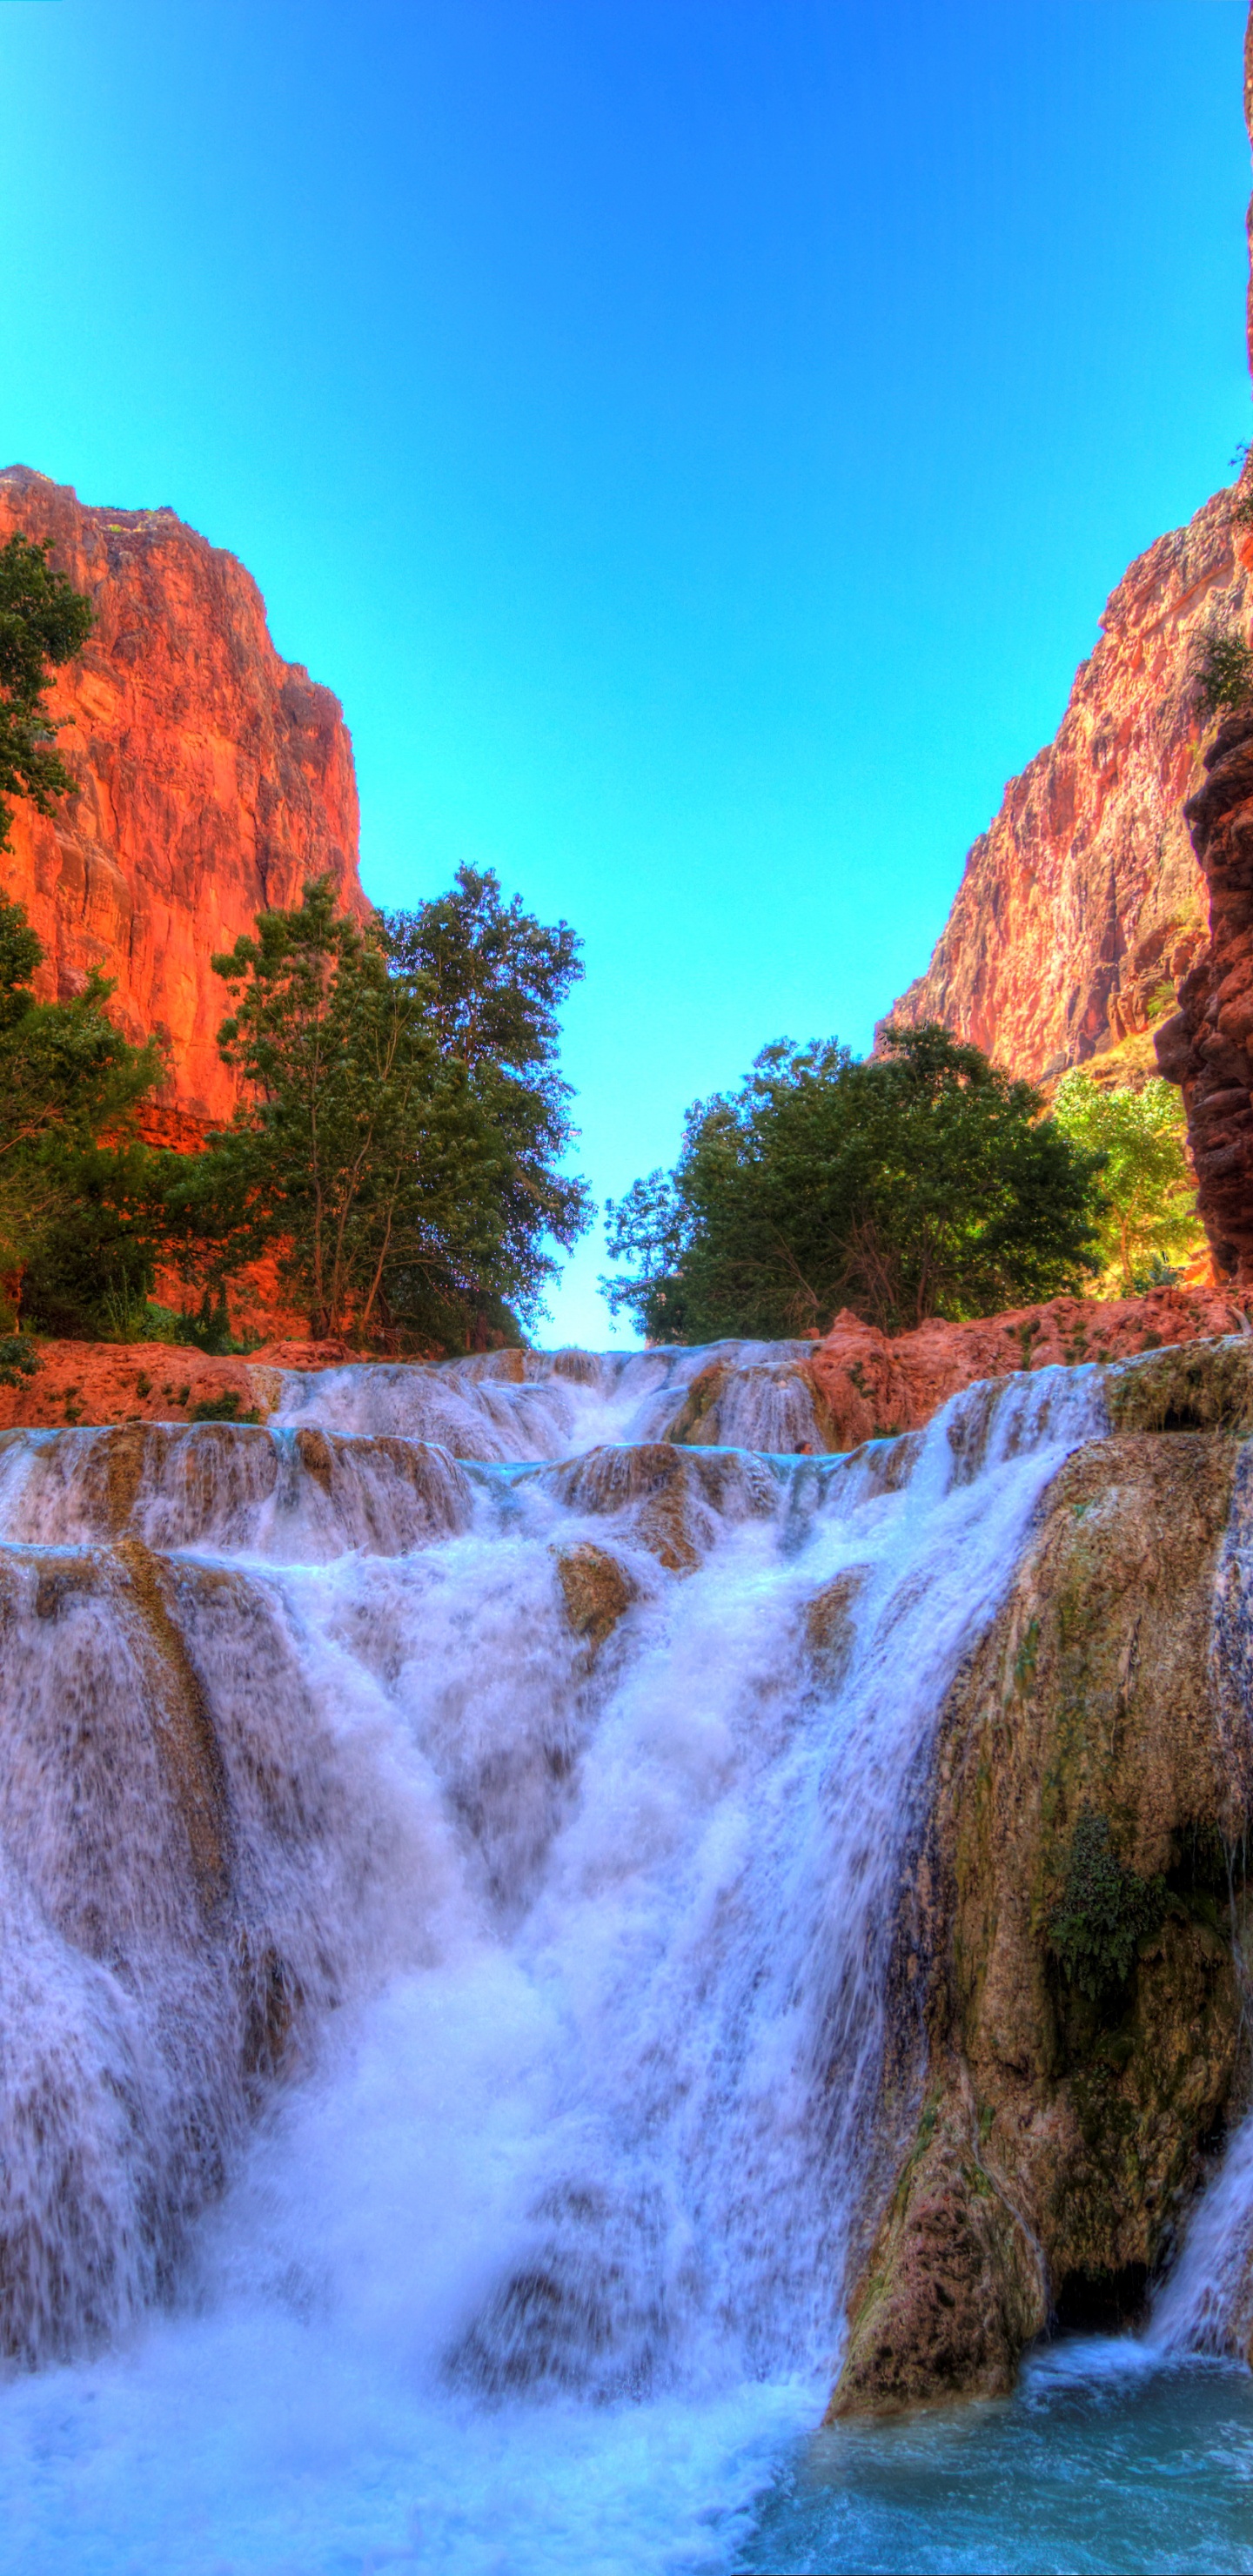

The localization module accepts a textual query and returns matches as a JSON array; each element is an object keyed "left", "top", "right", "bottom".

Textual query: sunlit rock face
[
  {"left": 884, "top": 488, "right": 1248, "bottom": 1082},
  {"left": 0, "top": 465, "right": 368, "bottom": 1131}
]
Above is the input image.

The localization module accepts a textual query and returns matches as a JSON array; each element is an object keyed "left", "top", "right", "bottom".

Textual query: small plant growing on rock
[
  {"left": 1230, "top": 443, "right": 1253, "bottom": 530},
  {"left": 1049, "top": 1810, "right": 1166, "bottom": 2002},
  {"left": 189, "top": 1389, "right": 259, "bottom": 1425},
  {"left": 0, "top": 1334, "right": 39, "bottom": 1389},
  {"left": 1193, "top": 630, "right": 1253, "bottom": 721}
]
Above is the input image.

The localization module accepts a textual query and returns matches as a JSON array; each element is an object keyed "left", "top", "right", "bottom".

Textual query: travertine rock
[
  {"left": 833, "top": 1367, "right": 1253, "bottom": 2416},
  {"left": 0, "top": 465, "right": 368, "bottom": 1130},
  {"left": 806, "top": 1285, "right": 1250, "bottom": 1451}
]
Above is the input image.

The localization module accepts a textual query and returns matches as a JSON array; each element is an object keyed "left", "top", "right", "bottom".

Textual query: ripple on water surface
[{"left": 735, "top": 2348, "right": 1253, "bottom": 2576}]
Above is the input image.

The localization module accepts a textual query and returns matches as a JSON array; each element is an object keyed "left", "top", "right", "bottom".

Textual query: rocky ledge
[{"left": 831, "top": 1337, "right": 1253, "bottom": 2416}]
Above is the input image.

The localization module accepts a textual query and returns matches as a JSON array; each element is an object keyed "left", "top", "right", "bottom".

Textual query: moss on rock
[{"left": 830, "top": 1411, "right": 1252, "bottom": 2417}]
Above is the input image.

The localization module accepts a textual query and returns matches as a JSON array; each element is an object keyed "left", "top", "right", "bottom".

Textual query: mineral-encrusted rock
[
  {"left": 832, "top": 1345, "right": 1253, "bottom": 2415},
  {"left": 554, "top": 1541, "right": 638, "bottom": 1650},
  {"left": 806, "top": 1285, "right": 1250, "bottom": 1452},
  {"left": 0, "top": 466, "right": 368, "bottom": 1131}
]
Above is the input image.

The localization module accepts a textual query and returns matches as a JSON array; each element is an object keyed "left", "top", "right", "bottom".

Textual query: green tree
[
  {"left": 0, "top": 893, "right": 167, "bottom": 1332},
  {"left": 383, "top": 866, "right": 590, "bottom": 1345},
  {"left": 604, "top": 1023, "right": 1103, "bottom": 1343},
  {"left": 185, "top": 874, "right": 590, "bottom": 1349},
  {"left": 0, "top": 534, "right": 94, "bottom": 849},
  {"left": 1051, "top": 1070, "right": 1202, "bottom": 1291}
]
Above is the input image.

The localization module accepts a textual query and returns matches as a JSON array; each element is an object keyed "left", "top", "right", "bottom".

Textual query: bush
[
  {"left": 603, "top": 1023, "right": 1103, "bottom": 1343},
  {"left": 1049, "top": 1811, "right": 1166, "bottom": 2001},
  {"left": 1051, "top": 1072, "right": 1203, "bottom": 1292},
  {"left": 188, "top": 1390, "right": 260, "bottom": 1425},
  {"left": 0, "top": 1335, "right": 40, "bottom": 1389},
  {"left": 1193, "top": 630, "right": 1253, "bottom": 721}
]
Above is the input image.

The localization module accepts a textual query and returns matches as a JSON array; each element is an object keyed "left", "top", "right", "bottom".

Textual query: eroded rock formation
[
  {"left": 831, "top": 1339, "right": 1253, "bottom": 2414},
  {"left": 0, "top": 465, "right": 368, "bottom": 1130}
]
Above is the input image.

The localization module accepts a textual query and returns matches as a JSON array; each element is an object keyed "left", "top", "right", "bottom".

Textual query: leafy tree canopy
[
  {"left": 383, "top": 866, "right": 590, "bottom": 1345},
  {"left": 0, "top": 891, "right": 168, "bottom": 1333},
  {"left": 1050, "top": 1070, "right": 1203, "bottom": 1292},
  {"left": 182, "top": 873, "right": 591, "bottom": 1350},
  {"left": 603, "top": 1022, "right": 1103, "bottom": 1343},
  {"left": 0, "top": 534, "right": 94, "bottom": 851}
]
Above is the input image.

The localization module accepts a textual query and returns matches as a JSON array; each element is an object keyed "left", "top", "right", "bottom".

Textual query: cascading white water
[
  {"left": 0, "top": 1352, "right": 1105, "bottom": 2390},
  {"left": 2, "top": 1344, "right": 1250, "bottom": 2573},
  {"left": 270, "top": 1338, "right": 827, "bottom": 1459},
  {"left": 1147, "top": 1440, "right": 1253, "bottom": 2368}
]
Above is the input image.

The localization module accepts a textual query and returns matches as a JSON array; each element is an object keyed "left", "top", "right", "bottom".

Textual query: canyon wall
[
  {"left": 884, "top": 489, "right": 1248, "bottom": 1084},
  {"left": 1154, "top": 712, "right": 1253, "bottom": 1279},
  {"left": 1141, "top": 14, "right": 1253, "bottom": 1280},
  {"left": 0, "top": 465, "right": 369, "bottom": 1134},
  {"left": 888, "top": 16, "right": 1253, "bottom": 1118}
]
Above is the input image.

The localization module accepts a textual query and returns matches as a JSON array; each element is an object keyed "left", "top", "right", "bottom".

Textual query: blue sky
[{"left": 1, "top": 0, "right": 1250, "bottom": 1344}]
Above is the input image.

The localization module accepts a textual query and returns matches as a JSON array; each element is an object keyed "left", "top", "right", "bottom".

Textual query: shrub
[
  {"left": 0, "top": 1334, "right": 39, "bottom": 1389},
  {"left": 1049, "top": 1811, "right": 1166, "bottom": 2001},
  {"left": 188, "top": 1390, "right": 260, "bottom": 1425},
  {"left": 603, "top": 1023, "right": 1102, "bottom": 1342},
  {"left": 1193, "top": 630, "right": 1253, "bottom": 721},
  {"left": 1051, "top": 1072, "right": 1203, "bottom": 1291}
]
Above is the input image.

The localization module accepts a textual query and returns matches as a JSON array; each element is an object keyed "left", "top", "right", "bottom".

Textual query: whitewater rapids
[{"left": 0, "top": 1342, "right": 1245, "bottom": 2573}]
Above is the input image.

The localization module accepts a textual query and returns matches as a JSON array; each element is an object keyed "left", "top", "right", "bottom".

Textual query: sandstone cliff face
[
  {"left": 1154, "top": 713, "right": 1253, "bottom": 1278},
  {"left": 885, "top": 493, "right": 1247, "bottom": 1083},
  {"left": 0, "top": 466, "right": 368, "bottom": 1130},
  {"left": 831, "top": 1338, "right": 1253, "bottom": 2416}
]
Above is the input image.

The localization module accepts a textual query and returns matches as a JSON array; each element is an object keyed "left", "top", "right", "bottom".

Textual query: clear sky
[{"left": 1, "top": 0, "right": 1250, "bottom": 1345}]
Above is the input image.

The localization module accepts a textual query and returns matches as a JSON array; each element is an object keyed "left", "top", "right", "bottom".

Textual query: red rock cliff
[
  {"left": 886, "top": 12, "right": 1253, "bottom": 1094},
  {"left": 0, "top": 465, "right": 369, "bottom": 1130},
  {"left": 1144, "top": 10, "right": 1253, "bottom": 1279},
  {"left": 883, "top": 491, "right": 1247, "bottom": 1083}
]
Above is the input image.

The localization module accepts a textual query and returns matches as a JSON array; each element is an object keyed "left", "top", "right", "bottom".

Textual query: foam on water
[{"left": 0, "top": 1345, "right": 1249, "bottom": 2570}]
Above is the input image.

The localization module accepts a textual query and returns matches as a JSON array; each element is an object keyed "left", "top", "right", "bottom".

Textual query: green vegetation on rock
[
  {"left": 0, "top": 533, "right": 93, "bottom": 851},
  {"left": 1193, "top": 627, "right": 1253, "bottom": 721},
  {"left": 188, "top": 1391, "right": 260, "bottom": 1425},
  {"left": 1048, "top": 1811, "right": 1167, "bottom": 2002}
]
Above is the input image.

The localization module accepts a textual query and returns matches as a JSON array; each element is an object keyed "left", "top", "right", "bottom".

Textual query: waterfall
[
  {"left": 1147, "top": 1440, "right": 1253, "bottom": 2367},
  {"left": 0, "top": 1347, "right": 1109, "bottom": 2390}
]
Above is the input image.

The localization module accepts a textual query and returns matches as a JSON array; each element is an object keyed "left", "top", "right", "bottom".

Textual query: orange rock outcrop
[
  {"left": 0, "top": 465, "right": 369, "bottom": 1130},
  {"left": 1, "top": 1291, "right": 1244, "bottom": 1440},
  {"left": 807, "top": 1285, "right": 1250, "bottom": 1449},
  {"left": 0, "top": 1337, "right": 357, "bottom": 1435}
]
